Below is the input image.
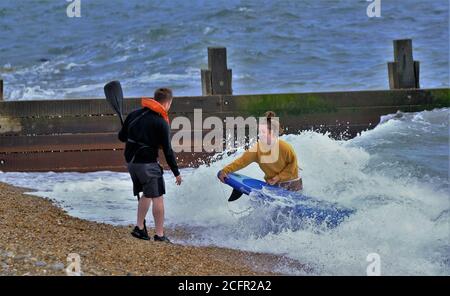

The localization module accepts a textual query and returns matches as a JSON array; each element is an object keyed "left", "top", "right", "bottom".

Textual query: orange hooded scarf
[{"left": 141, "top": 97, "right": 170, "bottom": 124}]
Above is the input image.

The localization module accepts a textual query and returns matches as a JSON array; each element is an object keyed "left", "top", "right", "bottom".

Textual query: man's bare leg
[
  {"left": 152, "top": 196, "right": 165, "bottom": 237},
  {"left": 137, "top": 197, "right": 152, "bottom": 230}
]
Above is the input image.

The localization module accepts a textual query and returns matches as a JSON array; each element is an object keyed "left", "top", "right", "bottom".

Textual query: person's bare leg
[
  {"left": 137, "top": 197, "right": 152, "bottom": 230},
  {"left": 152, "top": 196, "right": 165, "bottom": 237}
]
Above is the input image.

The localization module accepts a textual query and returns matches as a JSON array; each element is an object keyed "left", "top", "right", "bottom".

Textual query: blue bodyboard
[{"left": 219, "top": 172, "right": 354, "bottom": 228}]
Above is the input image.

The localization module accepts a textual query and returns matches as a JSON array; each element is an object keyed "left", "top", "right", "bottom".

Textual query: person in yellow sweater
[{"left": 218, "top": 111, "right": 302, "bottom": 192}]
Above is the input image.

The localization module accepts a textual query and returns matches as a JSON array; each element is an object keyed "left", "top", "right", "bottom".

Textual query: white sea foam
[{"left": 136, "top": 67, "right": 200, "bottom": 83}]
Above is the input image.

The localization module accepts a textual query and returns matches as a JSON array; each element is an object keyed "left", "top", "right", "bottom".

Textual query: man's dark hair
[{"left": 154, "top": 88, "right": 173, "bottom": 103}]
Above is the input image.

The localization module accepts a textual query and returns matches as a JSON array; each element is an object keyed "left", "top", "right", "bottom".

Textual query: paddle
[
  {"left": 104, "top": 80, "right": 147, "bottom": 231},
  {"left": 104, "top": 80, "right": 124, "bottom": 126}
]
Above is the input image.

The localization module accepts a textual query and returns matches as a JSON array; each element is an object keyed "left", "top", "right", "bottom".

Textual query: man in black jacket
[{"left": 118, "top": 88, "right": 182, "bottom": 242}]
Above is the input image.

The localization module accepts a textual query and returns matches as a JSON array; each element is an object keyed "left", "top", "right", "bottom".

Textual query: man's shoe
[
  {"left": 131, "top": 226, "right": 150, "bottom": 240},
  {"left": 154, "top": 234, "right": 171, "bottom": 243}
]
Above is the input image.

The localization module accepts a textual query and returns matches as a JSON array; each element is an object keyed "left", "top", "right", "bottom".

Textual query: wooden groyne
[
  {"left": 0, "top": 88, "right": 448, "bottom": 172},
  {"left": 0, "top": 40, "right": 448, "bottom": 172}
]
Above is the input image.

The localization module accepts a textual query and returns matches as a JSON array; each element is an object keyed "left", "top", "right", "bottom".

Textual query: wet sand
[{"left": 0, "top": 182, "right": 304, "bottom": 276}]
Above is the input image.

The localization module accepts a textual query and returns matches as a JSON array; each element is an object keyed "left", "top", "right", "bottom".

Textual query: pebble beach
[{"left": 0, "top": 182, "right": 305, "bottom": 276}]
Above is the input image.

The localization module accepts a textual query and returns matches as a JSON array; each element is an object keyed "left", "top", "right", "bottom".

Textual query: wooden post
[
  {"left": 414, "top": 61, "right": 420, "bottom": 88},
  {"left": 0, "top": 80, "right": 3, "bottom": 101},
  {"left": 388, "top": 39, "right": 420, "bottom": 89},
  {"left": 201, "top": 47, "right": 232, "bottom": 95}
]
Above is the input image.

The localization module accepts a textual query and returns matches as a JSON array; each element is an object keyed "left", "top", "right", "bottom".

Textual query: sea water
[{"left": 0, "top": 0, "right": 448, "bottom": 99}]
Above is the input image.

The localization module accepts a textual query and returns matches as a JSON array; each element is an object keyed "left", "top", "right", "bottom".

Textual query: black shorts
[{"left": 127, "top": 162, "right": 165, "bottom": 198}]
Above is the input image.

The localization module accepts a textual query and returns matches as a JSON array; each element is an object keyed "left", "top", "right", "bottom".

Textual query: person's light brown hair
[
  {"left": 154, "top": 87, "right": 173, "bottom": 103},
  {"left": 262, "top": 111, "right": 283, "bottom": 134}
]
